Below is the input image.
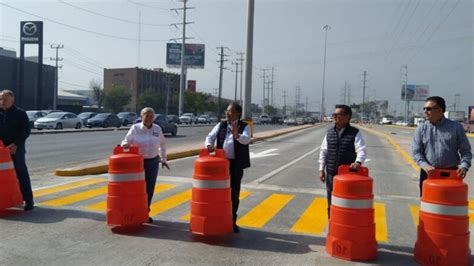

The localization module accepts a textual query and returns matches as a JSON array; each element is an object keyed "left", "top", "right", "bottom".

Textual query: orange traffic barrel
[
  {"left": 106, "top": 145, "right": 148, "bottom": 227},
  {"left": 0, "top": 140, "right": 23, "bottom": 210},
  {"left": 190, "top": 149, "right": 233, "bottom": 235},
  {"left": 326, "top": 165, "right": 377, "bottom": 261},
  {"left": 414, "top": 169, "right": 471, "bottom": 266}
]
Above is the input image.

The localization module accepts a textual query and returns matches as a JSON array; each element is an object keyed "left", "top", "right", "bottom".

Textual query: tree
[
  {"left": 103, "top": 85, "right": 132, "bottom": 113},
  {"left": 137, "top": 89, "right": 164, "bottom": 113},
  {"left": 90, "top": 79, "right": 104, "bottom": 111}
]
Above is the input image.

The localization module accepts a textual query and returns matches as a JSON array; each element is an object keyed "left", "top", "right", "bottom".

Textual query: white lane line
[{"left": 250, "top": 146, "right": 321, "bottom": 184}]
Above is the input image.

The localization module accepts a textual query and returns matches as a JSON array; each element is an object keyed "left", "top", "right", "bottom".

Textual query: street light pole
[{"left": 320, "top": 25, "right": 330, "bottom": 122}]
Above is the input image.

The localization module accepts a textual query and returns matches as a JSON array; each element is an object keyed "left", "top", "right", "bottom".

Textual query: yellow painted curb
[
  {"left": 55, "top": 124, "right": 317, "bottom": 177},
  {"left": 357, "top": 126, "right": 420, "bottom": 172}
]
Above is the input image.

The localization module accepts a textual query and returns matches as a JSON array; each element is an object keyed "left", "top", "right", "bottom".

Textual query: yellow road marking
[
  {"left": 180, "top": 191, "right": 252, "bottom": 221},
  {"left": 290, "top": 197, "right": 328, "bottom": 235},
  {"left": 40, "top": 186, "right": 107, "bottom": 207},
  {"left": 375, "top": 202, "right": 388, "bottom": 242},
  {"left": 410, "top": 205, "right": 420, "bottom": 226},
  {"left": 33, "top": 178, "right": 106, "bottom": 198},
  {"left": 237, "top": 193, "right": 294, "bottom": 228},
  {"left": 149, "top": 189, "right": 192, "bottom": 217},
  {"left": 85, "top": 183, "right": 176, "bottom": 212}
]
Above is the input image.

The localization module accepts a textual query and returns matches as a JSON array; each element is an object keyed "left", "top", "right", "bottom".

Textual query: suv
[
  {"left": 259, "top": 114, "right": 271, "bottom": 124},
  {"left": 117, "top": 112, "right": 138, "bottom": 126},
  {"left": 179, "top": 113, "right": 195, "bottom": 124}
]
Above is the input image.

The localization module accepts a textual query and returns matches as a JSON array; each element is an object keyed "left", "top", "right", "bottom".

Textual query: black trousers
[
  {"left": 144, "top": 157, "right": 159, "bottom": 207},
  {"left": 229, "top": 159, "right": 244, "bottom": 224},
  {"left": 12, "top": 144, "right": 33, "bottom": 203}
]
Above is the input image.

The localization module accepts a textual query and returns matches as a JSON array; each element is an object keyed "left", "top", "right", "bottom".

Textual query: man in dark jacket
[
  {"left": 0, "top": 90, "right": 34, "bottom": 211},
  {"left": 319, "top": 105, "right": 367, "bottom": 218},
  {"left": 205, "top": 102, "right": 251, "bottom": 233}
]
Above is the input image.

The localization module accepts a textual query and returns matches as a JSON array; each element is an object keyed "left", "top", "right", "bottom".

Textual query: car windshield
[
  {"left": 78, "top": 113, "right": 93, "bottom": 118},
  {"left": 117, "top": 112, "right": 128, "bottom": 117},
  {"left": 44, "top": 113, "right": 64, "bottom": 119},
  {"left": 95, "top": 113, "right": 110, "bottom": 118},
  {"left": 182, "top": 113, "right": 193, "bottom": 117},
  {"left": 26, "top": 111, "right": 36, "bottom": 118}
]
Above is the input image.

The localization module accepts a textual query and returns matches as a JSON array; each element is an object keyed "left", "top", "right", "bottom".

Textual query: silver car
[{"left": 34, "top": 112, "right": 83, "bottom": 130}]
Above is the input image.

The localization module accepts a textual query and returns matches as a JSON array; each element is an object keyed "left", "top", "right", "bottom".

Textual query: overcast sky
[{"left": 1, "top": 0, "right": 472, "bottom": 115}]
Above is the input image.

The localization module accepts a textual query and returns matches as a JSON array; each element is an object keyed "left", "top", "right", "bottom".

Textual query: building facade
[{"left": 104, "top": 67, "right": 180, "bottom": 113}]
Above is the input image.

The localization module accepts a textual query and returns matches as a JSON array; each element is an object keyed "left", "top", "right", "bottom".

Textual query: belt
[{"left": 144, "top": 156, "right": 159, "bottom": 162}]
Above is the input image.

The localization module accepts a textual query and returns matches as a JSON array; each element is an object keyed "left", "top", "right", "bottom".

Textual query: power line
[{"left": 127, "top": 0, "right": 171, "bottom": 11}]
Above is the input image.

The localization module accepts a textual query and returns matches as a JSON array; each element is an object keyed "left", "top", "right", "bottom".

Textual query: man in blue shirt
[{"left": 412, "top": 96, "right": 472, "bottom": 196}]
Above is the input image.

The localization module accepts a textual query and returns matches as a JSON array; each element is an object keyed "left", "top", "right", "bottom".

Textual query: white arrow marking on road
[{"left": 250, "top": 148, "right": 279, "bottom": 159}]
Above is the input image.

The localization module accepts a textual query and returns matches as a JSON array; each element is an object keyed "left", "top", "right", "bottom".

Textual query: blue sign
[{"left": 166, "top": 43, "right": 205, "bottom": 69}]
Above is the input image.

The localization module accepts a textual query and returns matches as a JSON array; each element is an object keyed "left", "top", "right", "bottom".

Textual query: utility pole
[
  {"left": 243, "top": 0, "right": 254, "bottom": 121},
  {"left": 165, "top": 75, "right": 171, "bottom": 115},
  {"left": 362, "top": 70, "right": 367, "bottom": 122},
  {"left": 138, "top": 10, "right": 141, "bottom": 67},
  {"left": 172, "top": 0, "right": 194, "bottom": 117},
  {"left": 282, "top": 90, "right": 287, "bottom": 116},
  {"left": 454, "top": 93, "right": 460, "bottom": 111},
  {"left": 401, "top": 64, "right": 408, "bottom": 122},
  {"left": 232, "top": 61, "right": 239, "bottom": 102},
  {"left": 305, "top": 96, "right": 308, "bottom": 117},
  {"left": 347, "top": 83, "right": 351, "bottom": 105},
  {"left": 270, "top": 66, "right": 275, "bottom": 106},
  {"left": 320, "top": 25, "right": 331, "bottom": 122},
  {"left": 295, "top": 86, "right": 300, "bottom": 118},
  {"left": 217, "top": 46, "right": 228, "bottom": 119},
  {"left": 236, "top": 52, "right": 244, "bottom": 104},
  {"left": 344, "top": 81, "right": 348, "bottom": 105},
  {"left": 50, "top": 44, "right": 63, "bottom": 110},
  {"left": 260, "top": 68, "right": 268, "bottom": 114}
]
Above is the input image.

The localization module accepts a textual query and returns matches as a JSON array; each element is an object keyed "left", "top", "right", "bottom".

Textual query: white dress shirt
[
  {"left": 205, "top": 121, "right": 251, "bottom": 159},
  {"left": 121, "top": 123, "right": 167, "bottom": 162},
  {"left": 318, "top": 127, "right": 367, "bottom": 171}
]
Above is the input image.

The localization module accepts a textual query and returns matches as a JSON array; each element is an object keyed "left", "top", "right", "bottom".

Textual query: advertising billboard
[
  {"left": 187, "top": 80, "right": 196, "bottom": 92},
  {"left": 166, "top": 43, "right": 205, "bottom": 69},
  {"left": 401, "top": 84, "right": 429, "bottom": 101}
]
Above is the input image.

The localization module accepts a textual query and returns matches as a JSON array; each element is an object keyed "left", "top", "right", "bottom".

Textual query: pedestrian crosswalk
[{"left": 32, "top": 177, "right": 474, "bottom": 243}]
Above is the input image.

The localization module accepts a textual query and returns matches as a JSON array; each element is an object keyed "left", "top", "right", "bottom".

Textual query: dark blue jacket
[
  {"left": 217, "top": 120, "right": 251, "bottom": 169},
  {"left": 0, "top": 105, "right": 31, "bottom": 147},
  {"left": 325, "top": 125, "right": 358, "bottom": 175}
]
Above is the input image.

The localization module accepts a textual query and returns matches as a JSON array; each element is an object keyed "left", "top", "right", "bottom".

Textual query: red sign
[{"left": 187, "top": 80, "right": 196, "bottom": 92}]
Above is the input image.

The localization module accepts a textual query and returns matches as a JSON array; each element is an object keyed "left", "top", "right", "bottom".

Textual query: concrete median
[{"left": 55, "top": 124, "right": 317, "bottom": 177}]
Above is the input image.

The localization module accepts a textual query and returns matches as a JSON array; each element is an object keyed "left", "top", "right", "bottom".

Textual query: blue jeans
[
  {"left": 326, "top": 173, "right": 335, "bottom": 218},
  {"left": 144, "top": 157, "right": 159, "bottom": 207},
  {"left": 12, "top": 144, "right": 33, "bottom": 203}
]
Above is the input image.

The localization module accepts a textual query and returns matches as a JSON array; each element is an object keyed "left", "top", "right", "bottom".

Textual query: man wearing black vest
[
  {"left": 205, "top": 102, "right": 251, "bottom": 233},
  {"left": 319, "top": 105, "right": 367, "bottom": 218}
]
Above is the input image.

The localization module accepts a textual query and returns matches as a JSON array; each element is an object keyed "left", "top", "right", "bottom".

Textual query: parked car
[
  {"left": 208, "top": 115, "right": 218, "bottom": 124},
  {"left": 117, "top": 112, "right": 138, "bottom": 126},
  {"left": 286, "top": 117, "right": 297, "bottom": 125},
  {"left": 179, "top": 113, "right": 196, "bottom": 124},
  {"left": 26, "top": 110, "right": 47, "bottom": 128},
  {"left": 34, "top": 112, "right": 82, "bottom": 130},
  {"left": 167, "top": 114, "right": 181, "bottom": 124},
  {"left": 380, "top": 117, "right": 393, "bottom": 125},
  {"left": 303, "top": 117, "right": 316, "bottom": 124},
  {"left": 134, "top": 114, "right": 178, "bottom": 136},
  {"left": 196, "top": 115, "right": 211, "bottom": 124},
  {"left": 87, "top": 113, "right": 121, "bottom": 128},
  {"left": 271, "top": 116, "right": 284, "bottom": 125},
  {"left": 77, "top": 112, "right": 97, "bottom": 125},
  {"left": 259, "top": 114, "right": 271, "bottom": 124},
  {"left": 42, "top": 109, "right": 63, "bottom": 114}
]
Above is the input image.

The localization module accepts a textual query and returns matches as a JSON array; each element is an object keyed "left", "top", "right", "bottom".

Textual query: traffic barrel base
[{"left": 0, "top": 140, "right": 23, "bottom": 210}]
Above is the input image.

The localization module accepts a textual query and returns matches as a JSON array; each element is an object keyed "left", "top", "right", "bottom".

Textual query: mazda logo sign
[{"left": 23, "top": 22, "right": 37, "bottom": 36}]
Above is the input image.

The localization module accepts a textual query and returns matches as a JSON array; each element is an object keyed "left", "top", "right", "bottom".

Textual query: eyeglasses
[{"left": 423, "top": 107, "right": 440, "bottom": 111}]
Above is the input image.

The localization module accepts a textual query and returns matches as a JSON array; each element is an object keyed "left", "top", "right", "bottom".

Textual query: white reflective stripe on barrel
[
  {"left": 332, "top": 195, "right": 373, "bottom": 209},
  {"left": 192, "top": 179, "right": 230, "bottom": 189},
  {"left": 420, "top": 201, "right": 468, "bottom": 216},
  {"left": 108, "top": 172, "right": 145, "bottom": 182},
  {"left": 0, "top": 161, "right": 14, "bottom": 170}
]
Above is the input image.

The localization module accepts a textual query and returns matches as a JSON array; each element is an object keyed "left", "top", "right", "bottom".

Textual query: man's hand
[
  {"left": 230, "top": 120, "right": 240, "bottom": 139},
  {"left": 6, "top": 144, "right": 17, "bottom": 155},
  {"left": 207, "top": 144, "right": 215, "bottom": 153},
  {"left": 162, "top": 162, "right": 170, "bottom": 170},
  {"left": 350, "top": 162, "right": 361, "bottom": 170},
  {"left": 121, "top": 143, "right": 129, "bottom": 149},
  {"left": 457, "top": 167, "right": 468, "bottom": 179},
  {"left": 320, "top": 170, "right": 326, "bottom": 183},
  {"left": 422, "top": 165, "right": 436, "bottom": 176}
]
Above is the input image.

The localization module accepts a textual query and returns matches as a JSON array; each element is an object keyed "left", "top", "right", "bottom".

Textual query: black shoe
[
  {"left": 233, "top": 224, "right": 240, "bottom": 233},
  {"left": 147, "top": 217, "right": 153, "bottom": 224},
  {"left": 24, "top": 201, "right": 34, "bottom": 211}
]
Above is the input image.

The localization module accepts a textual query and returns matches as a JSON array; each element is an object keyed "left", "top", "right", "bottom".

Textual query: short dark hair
[
  {"left": 425, "top": 96, "right": 446, "bottom": 112},
  {"left": 335, "top": 104, "right": 352, "bottom": 119},
  {"left": 228, "top": 102, "right": 242, "bottom": 119}
]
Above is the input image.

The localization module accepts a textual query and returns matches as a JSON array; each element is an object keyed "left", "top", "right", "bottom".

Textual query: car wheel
[
  {"left": 116, "top": 123, "right": 121, "bottom": 128},
  {"left": 56, "top": 123, "right": 63, "bottom": 130},
  {"left": 172, "top": 127, "right": 177, "bottom": 136},
  {"left": 75, "top": 123, "right": 82, "bottom": 129},
  {"left": 103, "top": 122, "right": 108, "bottom": 128}
]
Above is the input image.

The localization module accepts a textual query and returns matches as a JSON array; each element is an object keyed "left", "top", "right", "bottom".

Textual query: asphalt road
[{"left": 3, "top": 124, "right": 471, "bottom": 265}]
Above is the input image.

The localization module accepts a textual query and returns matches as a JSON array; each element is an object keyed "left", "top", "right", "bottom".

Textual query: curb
[
  {"left": 356, "top": 125, "right": 420, "bottom": 172},
  {"left": 55, "top": 124, "right": 317, "bottom": 177}
]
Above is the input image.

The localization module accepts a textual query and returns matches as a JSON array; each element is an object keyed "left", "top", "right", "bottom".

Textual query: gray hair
[
  {"left": 140, "top": 107, "right": 155, "bottom": 116},
  {"left": 0, "top": 90, "right": 14, "bottom": 98}
]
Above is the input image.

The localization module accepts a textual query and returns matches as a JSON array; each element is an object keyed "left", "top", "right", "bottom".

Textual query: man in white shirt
[
  {"left": 205, "top": 102, "right": 251, "bottom": 233},
  {"left": 122, "top": 107, "right": 169, "bottom": 223},
  {"left": 319, "top": 105, "right": 367, "bottom": 218}
]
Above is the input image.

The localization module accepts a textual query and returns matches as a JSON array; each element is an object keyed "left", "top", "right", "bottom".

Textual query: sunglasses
[{"left": 423, "top": 107, "right": 440, "bottom": 111}]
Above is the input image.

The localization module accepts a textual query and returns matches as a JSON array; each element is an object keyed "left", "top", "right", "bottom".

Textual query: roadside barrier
[
  {"left": 106, "top": 145, "right": 148, "bottom": 227},
  {"left": 414, "top": 169, "right": 471, "bottom": 266},
  {"left": 190, "top": 149, "right": 232, "bottom": 235},
  {"left": 326, "top": 165, "right": 377, "bottom": 261},
  {"left": 0, "top": 140, "right": 23, "bottom": 210}
]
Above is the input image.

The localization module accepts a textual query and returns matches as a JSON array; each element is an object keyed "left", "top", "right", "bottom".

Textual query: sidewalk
[{"left": 55, "top": 124, "right": 317, "bottom": 177}]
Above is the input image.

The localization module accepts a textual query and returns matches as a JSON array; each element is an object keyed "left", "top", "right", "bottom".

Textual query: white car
[
  {"left": 380, "top": 117, "right": 393, "bottom": 125},
  {"left": 34, "top": 112, "right": 83, "bottom": 130},
  {"left": 179, "top": 113, "right": 195, "bottom": 124},
  {"left": 259, "top": 114, "right": 271, "bottom": 124},
  {"left": 196, "top": 115, "right": 211, "bottom": 124}
]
